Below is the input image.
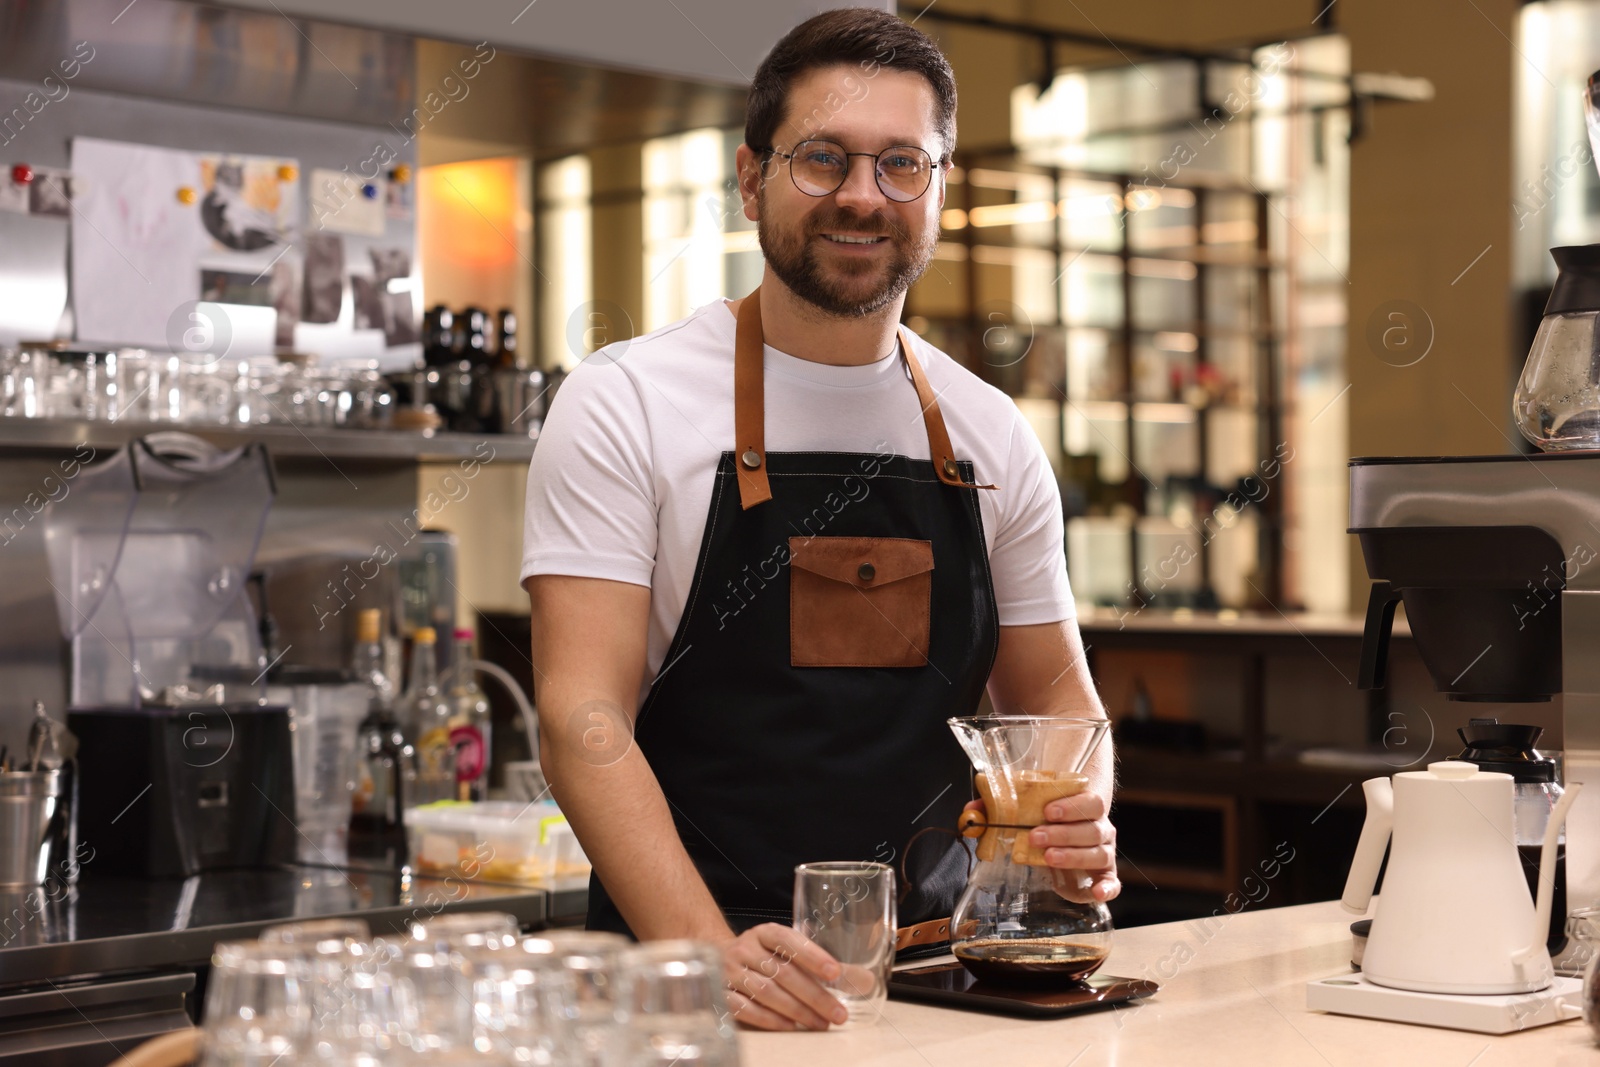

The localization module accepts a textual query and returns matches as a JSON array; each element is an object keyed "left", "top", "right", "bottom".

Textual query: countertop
[
  {"left": 0, "top": 864, "right": 567, "bottom": 988},
  {"left": 1074, "top": 605, "right": 1412, "bottom": 641},
  {"left": 0, "top": 417, "right": 537, "bottom": 464},
  {"left": 741, "top": 900, "right": 1600, "bottom": 1067}
]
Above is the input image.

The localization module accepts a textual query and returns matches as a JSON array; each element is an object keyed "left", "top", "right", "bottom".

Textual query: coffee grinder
[{"left": 43, "top": 432, "right": 296, "bottom": 878}]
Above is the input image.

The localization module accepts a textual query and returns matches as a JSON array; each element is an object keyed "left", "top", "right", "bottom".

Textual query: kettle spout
[
  {"left": 1341, "top": 778, "right": 1394, "bottom": 914},
  {"left": 1514, "top": 781, "right": 1582, "bottom": 965}
]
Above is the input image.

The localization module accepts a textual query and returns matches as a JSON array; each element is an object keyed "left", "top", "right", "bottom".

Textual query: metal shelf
[{"left": 0, "top": 418, "right": 536, "bottom": 464}]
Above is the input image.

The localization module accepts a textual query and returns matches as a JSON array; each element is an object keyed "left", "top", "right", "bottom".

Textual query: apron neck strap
[{"left": 734, "top": 287, "right": 987, "bottom": 511}]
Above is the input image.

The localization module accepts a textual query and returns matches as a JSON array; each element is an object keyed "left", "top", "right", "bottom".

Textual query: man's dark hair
[{"left": 745, "top": 7, "right": 957, "bottom": 161}]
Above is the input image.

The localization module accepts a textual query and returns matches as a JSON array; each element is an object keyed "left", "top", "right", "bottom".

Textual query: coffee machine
[
  {"left": 43, "top": 432, "right": 296, "bottom": 878},
  {"left": 1351, "top": 451, "right": 1600, "bottom": 970}
]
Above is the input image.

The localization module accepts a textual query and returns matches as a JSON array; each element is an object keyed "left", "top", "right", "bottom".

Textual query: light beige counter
[{"left": 740, "top": 901, "right": 1600, "bottom": 1067}]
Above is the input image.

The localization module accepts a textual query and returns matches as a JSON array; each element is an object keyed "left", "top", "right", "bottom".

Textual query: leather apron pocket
[{"left": 788, "top": 536, "right": 934, "bottom": 667}]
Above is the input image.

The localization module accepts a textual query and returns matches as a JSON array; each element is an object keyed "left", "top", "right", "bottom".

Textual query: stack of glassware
[
  {"left": 0, "top": 342, "right": 394, "bottom": 429},
  {"left": 197, "top": 913, "right": 743, "bottom": 1066}
]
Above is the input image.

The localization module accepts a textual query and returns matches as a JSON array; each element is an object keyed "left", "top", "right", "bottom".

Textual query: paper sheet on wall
[
  {"left": 70, "top": 138, "right": 207, "bottom": 347},
  {"left": 0, "top": 178, "right": 27, "bottom": 215},
  {"left": 308, "top": 167, "right": 385, "bottom": 237},
  {"left": 195, "top": 151, "right": 302, "bottom": 346}
]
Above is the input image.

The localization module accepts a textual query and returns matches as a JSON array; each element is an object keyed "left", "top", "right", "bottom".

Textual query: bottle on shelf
[
  {"left": 458, "top": 306, "right": 491, "bottom": 367},
  {"left": 350, "top": 607, "right": 395, "bottom": 706},
  {"left": 350, "top": 608, "right": 410, "bottom": 864},
  {"left": 493, "top": 309, "right": 518, "bottom": 370},
  {"left": 447, "top": 627, "right": 492, "bottom": 802},
  {"left": 423, "top": 305, "right": 456, "bottom": 367},
  {"left": 404, "top": 626, "right": 456, "bottom": 805}
]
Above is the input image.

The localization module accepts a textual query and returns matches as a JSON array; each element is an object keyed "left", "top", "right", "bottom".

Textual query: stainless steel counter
[
  {"left": 0, "top": 418, "right": 535, "bottom": 464},
  {"left": 0, "top": 864, "right": 555, "bottom": 989}
]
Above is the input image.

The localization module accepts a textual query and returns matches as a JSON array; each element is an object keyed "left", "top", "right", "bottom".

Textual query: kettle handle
[
  {"left": 1340, "top": 777, "right": 1394, "bottom": 914},
  {"left": 1514, "top": 781, "right": 1582, "bottom": 965}
]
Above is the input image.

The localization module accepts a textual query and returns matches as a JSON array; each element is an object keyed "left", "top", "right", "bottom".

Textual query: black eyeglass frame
[{"left": 754, "top": 139, "right": 949, "bottom": 203}]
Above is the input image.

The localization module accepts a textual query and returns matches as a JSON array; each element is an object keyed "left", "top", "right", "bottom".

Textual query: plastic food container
[{"left": 405, "top": 800, "right": 589, "bottom": 886}]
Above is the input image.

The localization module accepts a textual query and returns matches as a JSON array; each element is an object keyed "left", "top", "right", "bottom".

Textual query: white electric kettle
[{"left": 1341, "top": 760, "right": 1581, "bottom": 995}]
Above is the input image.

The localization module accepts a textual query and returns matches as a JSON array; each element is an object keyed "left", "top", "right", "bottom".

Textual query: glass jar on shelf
[
  {"left": 179, "top": 358, "right": 237, "bottom": 425},
  {"left": 339, "top": 361, "right": 395, "bottom": 429},
  {"left": 126, "top": 352, "right": 187, "bottom": 423},
  {"left": 1, "top": 345, "right": 48, "bottom": 418},
  {"left": 273, "top": 354, "right": 320, "bottom": 425}
]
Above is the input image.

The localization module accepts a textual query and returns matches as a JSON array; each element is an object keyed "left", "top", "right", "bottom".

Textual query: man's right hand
[{"left": 720, "top": 923, "right": 851, "bottom": 1031}]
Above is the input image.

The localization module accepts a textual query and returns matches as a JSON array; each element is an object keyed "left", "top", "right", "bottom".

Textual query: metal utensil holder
[{"left": 0, "top": 768, "right": 76, "bottom": 889}]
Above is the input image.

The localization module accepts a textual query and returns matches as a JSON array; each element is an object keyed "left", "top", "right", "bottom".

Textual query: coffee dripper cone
[{"left": 947, "top": 716, "right": 1113, "bottom": 987}]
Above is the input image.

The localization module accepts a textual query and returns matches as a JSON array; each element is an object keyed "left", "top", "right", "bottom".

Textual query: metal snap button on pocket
[{"left": 858, "top": 563, "right": 876, "bottom": 582}]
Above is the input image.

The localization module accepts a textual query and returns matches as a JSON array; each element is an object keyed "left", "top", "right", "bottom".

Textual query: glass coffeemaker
[{"left": 948, "top": 716, "right": 1113, "bottom": 985}]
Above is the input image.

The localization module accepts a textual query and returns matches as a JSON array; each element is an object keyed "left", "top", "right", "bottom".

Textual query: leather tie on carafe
[{"left": 733, "top": 287, "right": 996, "bottom": 510}]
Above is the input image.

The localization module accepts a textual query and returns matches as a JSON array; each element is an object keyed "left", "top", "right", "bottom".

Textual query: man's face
[{"left": 740, "top": 66, "right": 946, "bottom": 319}]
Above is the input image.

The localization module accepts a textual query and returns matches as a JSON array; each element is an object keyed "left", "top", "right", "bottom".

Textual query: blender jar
[{"left": 947, "top": 715, "right": 1112, "bottom": 985}]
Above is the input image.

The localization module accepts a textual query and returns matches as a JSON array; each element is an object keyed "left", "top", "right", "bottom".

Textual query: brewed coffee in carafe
[
  {"left": 948, "top": 716, "right": 1113, "bottom": 986},
  {"left": 1455, "top": 718, "right": 1568, "bottom": 956}
]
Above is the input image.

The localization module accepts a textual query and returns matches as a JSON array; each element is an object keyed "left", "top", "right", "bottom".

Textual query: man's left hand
[{"left": 961, "top": 793, "right": 1120, "bottom": 904}]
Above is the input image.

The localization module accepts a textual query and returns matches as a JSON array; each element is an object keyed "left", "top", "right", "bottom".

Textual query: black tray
[{"left": 889, "top": 961, "right": 1158, "bottom": 1018}]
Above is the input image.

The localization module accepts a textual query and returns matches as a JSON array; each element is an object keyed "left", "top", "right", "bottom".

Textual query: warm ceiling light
[
  {"left": 1202, "top": 220, "right": 1258, "bottom": 243},
  {"left": 968, "top": 200, "right": 1058, "bottom": 227}
]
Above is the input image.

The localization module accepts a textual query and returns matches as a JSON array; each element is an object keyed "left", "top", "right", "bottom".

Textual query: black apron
[{"left": 586, "top": 288, "right": 1000, "bottom": 936}]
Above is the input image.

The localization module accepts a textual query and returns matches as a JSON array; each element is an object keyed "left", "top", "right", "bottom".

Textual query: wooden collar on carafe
[{"left": 733, "top": 286, "right": 994, "bottom": 510}]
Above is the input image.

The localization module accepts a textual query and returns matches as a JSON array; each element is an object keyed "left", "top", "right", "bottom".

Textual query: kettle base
[{"left": 1307, "top": 972, "right": 1582, "bottom": 1033}]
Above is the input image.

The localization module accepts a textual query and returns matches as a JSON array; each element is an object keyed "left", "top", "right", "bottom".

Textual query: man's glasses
[{"left": 757, "top": 139, "right": 942, "bottom": 203}]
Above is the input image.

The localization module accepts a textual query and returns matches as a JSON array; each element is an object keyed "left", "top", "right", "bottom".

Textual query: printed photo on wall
[
  {"left": 302, "top": 232, "right": 344, "bottom": 325},
  {"left": 29, "top": 170, "right": 72, "bottom": 218},
  {"left": 199, "top": 156, "right": 295, "bottom": 252},
  {"left": 369, "top": 246, "right": 418, "bottom": 348},
  {"left": 200, "top": 269, "right": 271, "bottom": 305},
  {"left": 385, "top": 177, "right": 413, "bottom": 220},
  {"left": 351, "top": 274, "right": 382, "bottom": 333},
  {"left": 271, "top": 255, "right": 301, "bottom": 349}
]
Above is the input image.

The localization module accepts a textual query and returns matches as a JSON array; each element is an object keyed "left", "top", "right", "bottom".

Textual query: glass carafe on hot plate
[
  {"left": 1515, "top": 244, "right": 1600, "bottom": 451},
  {"left": 948, "top": 715, "right": 1113, "bottom": 986}
]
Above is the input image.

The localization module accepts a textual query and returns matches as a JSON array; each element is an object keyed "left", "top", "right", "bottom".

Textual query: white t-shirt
[{"left": 521, "top": 298, "right": 1074, "bottom": 707}]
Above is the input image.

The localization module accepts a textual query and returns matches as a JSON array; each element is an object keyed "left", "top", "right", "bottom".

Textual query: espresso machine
[{"left": 42, "top": 432, "right": 296, "bottom": 878}]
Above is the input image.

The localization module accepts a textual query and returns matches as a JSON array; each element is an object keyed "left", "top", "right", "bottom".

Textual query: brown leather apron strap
[
  {"left": 733, "top": 289, "right": 997, "bottom": 510},
  {"left": 897, "top": 325, "right": 997, "bottom": 492},
  {"left": 894, "top": 916, "right": 951, "bottom": 954},
  {"left": 734, "top": 288, "right": 773, "bottom": 509}
]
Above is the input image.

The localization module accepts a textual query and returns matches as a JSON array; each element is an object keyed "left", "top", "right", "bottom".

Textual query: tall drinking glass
[
  {"left": 522, "top": 930, "right": 628, "bottom": 1066},
  {"left": 259, "top": 918, "right": 371, "bottom": 947},
  {"left": 461, "top": 943, "right": 575, "bottom": 1066},
  {"left": 793, "top": 862, "right": 896, "bottom": 1027},
  {"left": 615, "top": 941, "right": 740, "bottom": 1067},
  {"left": 409, "top": 910, "right": 519, "bottom": 949},
  {"left": 199, "top": 940, "right": 312, "bottom": 1066}
]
